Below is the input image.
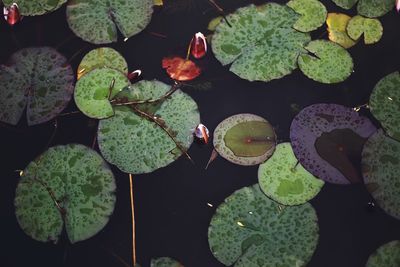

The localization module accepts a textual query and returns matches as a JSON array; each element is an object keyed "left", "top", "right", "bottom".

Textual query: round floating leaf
[
  {"left": 347, "top": 15, "right": 383, "bottom": 44},
  {"left": 213, "top": 114, "right": 276, "bottom": 166},
  {"left": 208, "top": 184, "right": 319, "bottom": 267},
  {"left": 74, "top": 68, "right": 130, "bottom": 119},
  {"left": 98, "top": 80, "right": 200, "bottom": 174},
  {"left": 366, "top": 240, "right": 400, "bottom": 267},
  {"left": 331, "top": 0, "right": 358, "bottom": 9},
  {"left": 2, "top": 0, "right": 66, "bottom": 15},
  {"left": 66, "top": 0, "right": 154, "bottom": 44},
  {"left": 14, "top": 144, "right": 116, "bottom": 243},
  {"left": 151, "top": 258, "right": 183, "bottom": 267},
  {"left": 369, "top": 72, "right": 400, "bottom": 141},
  {"left": 326, "top": 13, "right": 357, "bottom": 49},
  {"left": 298, "top": 40, "right": 354, "bottom": 83},
  {"left": 290, "top": 103, "right": 377, "bottom": 184},
  {"left": 0, "top": 47, "right": 74, "bottom": 125},
  {"left": 258, "top": 143, "right": 324, "bottom": 205},
  {"left": 287, "top": 0, "right": 327, "bottom": 32},
  {"left": 211, "top": 3, "right": 311, "bottom": 82},
  {"left": 77, "top": 47, "right": 128, "bottom": 79},
  {"left": 362, "top": 130, "right": 400, "bottom": 220},
  {"left": 357, "top": 0, "right": 394, "bottom": 18},
  {"left": 161, "top": 57, "right": 201, "bottom": 81}
]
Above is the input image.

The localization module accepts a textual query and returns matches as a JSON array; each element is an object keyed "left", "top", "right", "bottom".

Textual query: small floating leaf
[
  {"left": 2, "top": 0, "right": 66, "bottom": 16},
  {"left": 369, "top": 72, "right": 400, "bottom": 141},
  {"left": 14, "top": 144, "right": 116, "bottom": 243},
  {"left": 298, "top": 40, "right": 354, "bottom": 83},
  {"left": 287, "top": 0, "right": 327, "bottom": 32},
  {"left": 207, "top": 16, "right": 223, "bottom": 31},
  {"left": 162, "top": 57, "right": 201, "bottom": 81},
  {"left": 213, "top": 114, "right": 276, "bottom": 166},
  {"left": 66, "top": 0, "right": 154, "bottom": 44},
  {"left": 366, "top": 240, "right": 400, "bottom": 267},
  {"left": 151, "top": 257, "right": 183, "bottom": 267},
  {"left": 208, "top": 184, "right": 319, "bottom": 266},
  {"left": 346, "top": 15, "right": 383, "bottom": 44},
  {"left": 362, "top": 130, "right": 400, "bottom": 220},
  {"left": 258, "top": 143, "right": 324, "bottom": 205},
  {"left": 332, "top": 0, "right": 394, "bottom": 18},
  {"left": 0, "top": 47, "right": 74, "bottom": 125},
  {"left": 326, "top": 13, "right": 357, "bottom": 49}
]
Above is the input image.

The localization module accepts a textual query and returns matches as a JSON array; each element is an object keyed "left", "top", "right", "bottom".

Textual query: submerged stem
[{"left": 129, "top": 174, "right": 136, "bottom": 267}]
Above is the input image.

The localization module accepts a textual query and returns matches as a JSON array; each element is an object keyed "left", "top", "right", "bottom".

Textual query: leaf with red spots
[{"left": 162, "top": 57, "right": 201, "bottom": 81}]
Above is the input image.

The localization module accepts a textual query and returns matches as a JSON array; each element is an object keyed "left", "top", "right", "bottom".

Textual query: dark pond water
[{"left": 1, "top": 1, "right": 400, "bottom": 267}]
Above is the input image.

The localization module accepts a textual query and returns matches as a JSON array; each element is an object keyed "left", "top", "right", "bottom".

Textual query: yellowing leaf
[
  {"left": 153, "top": 0, "right": 163, "bottom": 6},
  {"left": 326, "top": 13, "right": 357, "bottom": 49},
  {"left": 207, "top": 16, "right": 223, "bottom": 31}
]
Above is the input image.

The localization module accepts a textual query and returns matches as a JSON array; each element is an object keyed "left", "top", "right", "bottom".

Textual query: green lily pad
[
  {"left": 208, "top": 184, "right": 319, "bottom": 266},
  {"left": 66, "top": 0, "right": 154, "bottom": 44},
  {"left": 211, "top": 3, "right": 311, "bottom": 82},
  {"left": 347, "top": 15, "right": 383, "bottom": 44},
  {"left": 362, "top": 130, "right": 400, "bottom": 220},
  {"left": 326, "top": 13, "right": 357, "bottom": 49},
  {"left": 287, "top": 0, "right": 327, "bottom": 32},
  {"left": 332, "top": 0, "right": 394, "bottom": 18},
  {"left": 366, "top": 241, "right": 400, "bottom": 267},
  {"left": 151, "top": 257, "right": 183, "bottom": 267},
  {"left": 298, "top": 40, "right": 354, "bottom": 83},
  {"left": 331, "top": 0, "right": 358, "bottom": 9},
  {"left": 0, "top": 47, "right": 74, "bottom": 125},
  {"left": 74, "top": 68, "right": 130, "bottom": 119},
  {"left": 258, "top": 143, "right": 324, "bottom": 205},
  {"left": 77, "top": 47, "right": 128, "bottom": 79},
  {"left": 98, "top": 80, "right": 200, "bottom": 174},
  {"left": 213, "top": 114, "right": 276, "bottom": 166},
  {"left": 369, "top": 71, "right": 400, "bottom": 141},
  {"left": 2, "top": 0, "right": 66, "bottom": 16},
  {"left": 14, "top": 144, "right": 116, "bottom": 243}
]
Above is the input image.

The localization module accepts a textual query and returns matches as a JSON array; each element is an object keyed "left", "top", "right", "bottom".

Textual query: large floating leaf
[
  {"left": 77, "top": 47, "right": 128, "bottom": 79},
  {"left": 290, "top": 103, "right": 377, "bottom": 184},
  {"left": 15, "top": 144, "right": 116, "bottom": 243},
  {"left": 298, "top": 40, "right": 354, "bottom": 83},
  {"left": 151, "top": 258, "right": 183, "bottom": 267},
  {"left": 326, "top": 13, "right": 357, "bottom": 49},
  {"left": 362, "top": 130, "right": 400, "bottom": 220},
  {"left": 287, "top": 0, "right": 327, "bottom": 32},
  {"left": 211, "top": 3, "right": 311, "bottom": 82},
  {"left": 346, "top": 15, "right": 383, "bottom": 44},
  {"left": 258, "top": 143, "right": 324, "bottom": 205},
  {"left": 2, "top": 0, "right": 66, "bottom": 15},
  {"left": 213, "top": 114, "right": 276, "bottom": 166},
  {"left": 98, "top": 80, "right": 200, "bottom": 174},
  {"left": 0, "top": 47, "right": 74, "bottom": 125},
  {"left": 366, "top": 241, "right": 400, "bottom": 267},
  {"left": 369, "top": 71, "right": 400, "bottom": 141},
  {"left": 74, "top": 68, "right": 130, "bottom": 119},
  {"left": 208, "top": 184, "right": 319, "bottom": 266},
  {"left": 331, "top": 0, "right": 394, "bottom": 18},
  {"left": 66, "top": 0, "right": 154, "bottom": 44}
]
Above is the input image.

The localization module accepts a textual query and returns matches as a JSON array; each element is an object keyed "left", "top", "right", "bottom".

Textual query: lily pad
[
  {"left": 287, "top": 0, "right": 327, "bottom": 32},
  {"left": 298, "top": 40, "right": 354, "bottom": 83},
  {"left": 211, "top": 3, "right": 311, "bottom": 82},
  {"left": 290, "top": 103, "right": 377, "bottom": 184},
  {"left": 74, "top": 68, "right": 130, "bottom": 119},
  {"left": 369, "top": 71, "right": 400, "bottom": 141},
  {"left": 66, "top": 0, "right": 154, "bottom": 44},
  {"left": 366, "top": 240, "right": 400, "bottom": 267},
  {"left": 98, "top": 80, "right": 200, "bottom": 174},
  {"left": 362, "top": 130, "right": 400, "bottom": 220},
  {"left": 14, "top": 144, "right": 116, "bottom": 243},
  {"left": 208, "top": 184, "right": 319, "bottom": 267},
  {"left": 2, "top": 0, "right": 66, "bottom": 16},
  {"left": 332, "top": 0, "right": 394, "bottom": 18},
  {"left": 0, "top": 47, "right": 74, "bottom": 125},
  {"left": 77, "top": 47, "right": 128, "bottom": 79},
  {"left": 151, "top": 258, "right": 183, "bottom": 267},
  {"left": 213, "top": 114, "right": 276, "bottom": 166},
  {"left": 258, "top": 143, "right": 324, "bottom": 205},
  {"left": 326, "top": 13, "right": 357, "bottom": 49},
  {"left": 347, "top": 15, "right": 383, "bottom": 44}
]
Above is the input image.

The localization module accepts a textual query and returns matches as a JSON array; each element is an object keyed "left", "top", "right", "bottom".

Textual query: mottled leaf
[
  {"left": 2, "top": 0, "right": 66, "bottom": 15},
  {"left": 326, "top": 13, "right": 357, "bottom": 49},
  {"left": 151, "top": 257, "right": 183, "bottom": 267},
  {"left": 366, "top": 241, "right": 400, "bottom": 267},
  {"left": 332, "top": 0, "right": 395, "bottom": 18},
  {"left": 162, "top": 57, "right": 201, "bottom": 81},
  {"left": 331, "top": 0, "right": 358, "bottom": 9},
  {"left": 287, "top": 0, "right": 327, "bottom": 32},
  {"left": 347, "top": 15, "right": 383, "bottom": 44}
]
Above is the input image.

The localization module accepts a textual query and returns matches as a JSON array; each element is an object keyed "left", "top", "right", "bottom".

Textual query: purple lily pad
[{"left": 290, "top": 103, "right": 377, "bottom": 184}]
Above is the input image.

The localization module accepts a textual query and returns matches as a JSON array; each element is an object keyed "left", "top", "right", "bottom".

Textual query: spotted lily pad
[
  {"left": 290, "top": 103, "right": 377, "bottom": 184},
  {"left": 366, "top": 240, "right": 400, "bottom": 267},
  {"left": 74, "top": 68, "right": 130, "bottom": 119},
  {"left": 151, "top": 257, "right": 183, "bottom": 267},
  {"left": 258, "top": 143, "right": 324, "bottom": 205},
  {"left": 326, "top": 13, "right": 357, "bottom": 49},
  {"left": 2, "top": 0, "right": 66, "bottom": 15},
  {"left": 298, "top": 40, "right": 354, "bottom": 83},
  {"left": 208, "top": 184, "right": 319, "bottom": 267},
  {"left": 66, "top": 0, "right": 154, "bottom": 44},
  {"left": 0, "top": 47, "right": 74, "bottom": 125},
  {"left": 287, "top": 0, "right": 327, "bottom": 32},
  {"left": 77, "top": 47, "right": 128, "bottom": 80},
  {"left": 14, "top": 144, "right": 116, "bottom": 243},
  {"left": 332, "top": 0, "right": 394, "bottom": 18},
  {"left": 211, "top": 3, "right": 311, "bottom": 82},
  {"left": 213, "top": 114, "right": 276, "bottom": 166},
  {"left": 98, "top": 80, "right": 200, "bottom": 174},
  {"left": 362, "top": 130, "right": 400, "bottom": 220},
  {"left": 369, "top": 72, "right": 400, "bottom": 141},
  {"left": 346, "top": 15, "right": 383, "bottom": 44}
]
